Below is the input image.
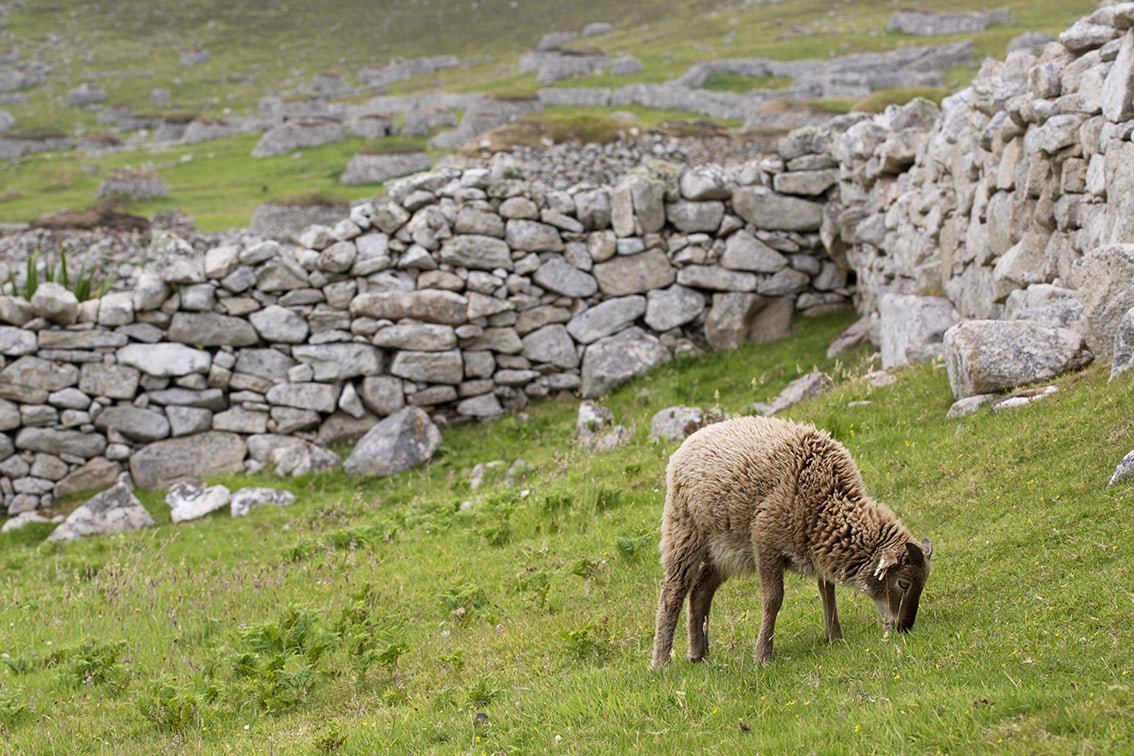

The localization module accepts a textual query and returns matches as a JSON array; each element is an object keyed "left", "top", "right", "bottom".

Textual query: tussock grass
[{"left": 2, "top": 311, "right": 1133, "bottom": 752}]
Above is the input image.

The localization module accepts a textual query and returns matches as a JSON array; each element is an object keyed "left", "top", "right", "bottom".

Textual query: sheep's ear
[
  {"left": 906, "top": 541, "right": 926, "bottom": 567},
  {"left": 920, "top": 538, "right": 933, "bottom": 561}
]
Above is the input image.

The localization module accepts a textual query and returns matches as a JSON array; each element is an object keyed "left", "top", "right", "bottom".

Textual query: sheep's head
[{"left": 867, "top": 539, "right": 931, "bottom": 632}]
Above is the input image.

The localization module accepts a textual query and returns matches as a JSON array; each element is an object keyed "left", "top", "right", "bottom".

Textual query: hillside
[
  {"left": 0, "top": 0, "right": 1101, "bottom": 230},
  {"left": 1, "top": 311, "right": 1133, "bottom": 752}
]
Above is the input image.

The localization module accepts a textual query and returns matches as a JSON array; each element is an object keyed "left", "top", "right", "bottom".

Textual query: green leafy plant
[
  {"left": 57, "top": 640, "right": 130, "bottom": 693},
  {"left": 0, "top": 689, "right": 30, "bottom": 730},
  {"left": 135, "top": 674, "right": 219, "bottom": 732},
  {"left": 6, "top": 245, "right": 113, "bottom": 301}
]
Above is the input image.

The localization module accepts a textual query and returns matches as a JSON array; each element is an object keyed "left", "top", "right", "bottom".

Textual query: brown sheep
[{"left": 651, "top": 416, "right": 931, "bottom": 667}]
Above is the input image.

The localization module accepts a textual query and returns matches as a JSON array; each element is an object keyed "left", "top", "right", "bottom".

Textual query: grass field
[
  {"left": 0, "top": 0, "right": 1102, "bottom": 230},
  {"left": 2, "top": 311, "right": 1132, "bottom": 753}
]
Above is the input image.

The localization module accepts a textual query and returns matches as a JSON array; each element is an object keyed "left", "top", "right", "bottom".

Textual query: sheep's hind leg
[
  {"left": 651, "top": 555, "right": 700, "bottom": 669},
  {"left": 754, "top": 557, "right": 784, "bottom": 664},
  {"left": 818, "top": 578, "right": 842, "bottom": 643},
  {"left": 687, "top": 562, "right": 725, "bottom": 662}
]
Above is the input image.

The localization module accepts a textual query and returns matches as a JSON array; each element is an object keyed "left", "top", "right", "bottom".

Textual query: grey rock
[
  {"left": 505, "top": 220, "right": 565, "bottom": 252},
  {"left": 48, "top": 480, "right": 156, "bottom": 541},
  {"left": 372, "top": 323, "right": 457, "bottom": 351},
  {"left": 679, "top": 166, "right": 732, "bottom": 201},
  {"left": 94, "top": 405, "right": 171, "bottom": 442},
  {"left": 231, "top": 487, "right": 297, "bottom": 517},
  {"left": 1110, "top": 307, "right": 1134, "bottom": 380},
  {"left": 943, "top": 320, "right": 1093, "bottom": 399},
  {"left": 705, "top": 293, "right": 793, "bottom": 350},
  {"left": 117, "top": 343, "right": 211, "bottom": 377},
  {"left": 733, "top": 186, "right": 824, "bottom": 232},
  {"left": 566, "top": 296, "right": 647, "bottom": 344},
  {"left": 720, "top": 230, "right": 789, "bottom": 273},
  {"left": 1, "top": 356, "right": 79, "bottom": 404},
  {"left": 2, "top": 511, "right": 55, "bottom": 533},
  {"left": 456, "top": 392, "right": 504, "bottom": 419},
  {"left": 945, "top": 394, "right": 998, "bottom": 419},
  {"left": 15, "top": 427, "right": 107, "bottom": 459},
  {"left": 167, "top": 311, "right": 260, "bottom": 347},
  {"left": 266, "top": 382, "right": 342, "bottom": 414},
  {"left": 759, "top": 372, "right": 834, "bottom": 416},
  {"left": 592, "top": 248, "right": 676, "bottom": 296},
  {"left": 359, "top": 375, "right": 406, "bottom": 416},
  {"left": 166, "top": 405, "right": 214, "bottom": 436},
  {"left": 166, "top": 480, "right": 232, "bottom": 523},
  {"left": 580, "top": 326, "right": 671, "bottom": 398},
  {"left": 212, "top": 407, "right": 269, "bottom": 434},
  {"left": 521, "top": 324, "right": 579, "bottom": 369},
  {"left": 232, "top": 349, "right": 296, "bottom": 385},
  {"left": 291, "top": 343, "right": 384, "bottom": 381},
  {"left": 439, "top": 234, "right": 513, "bottom": 271},
  {"left": 878, "top": 294, "right": 960, "bottom": 368},
  {"left": 340, "top": 151, "right": 432, "bottom": 185},
  {"left": 575, "top": 400, "right": 631, "bottom": 451},
  {"left": 147, "top": 387, "right": 228, "bottom": 410},
  {"left": 269, "top": 441, "right": 341, "bottom": 477},
  {"left": 0, "top": 325, "right": 37, "bottom": 356},
  {"left": 532, "top": 257, "right": 598, "bottom": 298},
  {"left": 390, "top": 349, "right": 464, "bottom": 384},
  {"left": 53, "top": 457, "right": 121, "bottom": 498},
  {"left": 343, "top": 406, "right": 442, "bottom": 477},
  {"left": 677, "top": 265, "right": 759, "bottom": 292},
  {"left": 0, "top": 398, "right": 20, "bottom": 431},
  {"left": 29, "top": 281, "right": 79, "bottom": 326},
  {"left": 665, "top": 200, "right": 724, "bottom": 233},
  {"left": 649, "top": 405, "right": 729, "bottom": 442},
  {"left": 128, "top": 431, "right": 247, "bottom": 490},
  {"left": 252, "top": 117, "right": 344, "bottom": 158},
  {"left": 249, "top": 305, "right": 310, "bottom": 344},
  {"left": 645, "top": 285, "right": 706, "bottom": 332},
  {"left": 351, "top": 289, "right": 468, "bottom": 325},
  {"left": 1070, "top": 244, "right": 1134, "bottom": 357}
]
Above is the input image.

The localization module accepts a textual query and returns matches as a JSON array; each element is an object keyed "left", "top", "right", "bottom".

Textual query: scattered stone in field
[
  {"left": 166, "top": 479, "right": 232, "bottom": 523},
  {"left": 231, "top": 487, "right": 297, "bottom": 517},
  {"left": 48, "top": 479, "right": 156, "bottom": 541}
]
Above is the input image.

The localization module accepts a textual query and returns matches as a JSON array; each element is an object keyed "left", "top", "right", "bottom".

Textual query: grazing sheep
[{"left": 651, "top": 416, "right": 931, "bottom": 667}]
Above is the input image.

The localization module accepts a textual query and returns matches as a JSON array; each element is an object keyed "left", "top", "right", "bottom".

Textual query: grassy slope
[
  {"left": 1, "top": 312, "right": 1132, "bottom": 752},
  {"left": 0, "top": 0, "right": 1100, "bottom": 230}
]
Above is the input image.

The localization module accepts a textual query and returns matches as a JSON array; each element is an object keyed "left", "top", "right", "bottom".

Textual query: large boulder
[
  {"left": 877, "top": 294, "right": 960, "bottom": 368},
  {"left": 1070, "top": 244, "right": 1134, "bottom": 357},
  {"left": 129, "top": 432, "right": 248, "bottom": 489},
  {"left": 943, "top": 320, "right": 1093, "bottom": 399},
  {"left": 343, "top": 407, "right": 442, "bottom": 477},
  {"left": 48, "top": 480, "right": 157, "bottom": 542},
  {"left": 580, "top": 326, "right": 672, "bottom": 398}
]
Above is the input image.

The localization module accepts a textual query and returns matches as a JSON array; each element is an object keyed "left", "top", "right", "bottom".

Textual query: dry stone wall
[
  {"left": 0, "top": 145, "right": 852, "bottom": 516},
  {"left": 8, "top": 4, "right": 1134, "bottom": 519},
  {"left": 825, "top": 2, "right": 1134, "bottom": 366}
]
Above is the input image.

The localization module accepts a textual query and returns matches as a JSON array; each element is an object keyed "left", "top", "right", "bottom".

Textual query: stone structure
[
  {"left": 7, "top": 6, "right": 1134, "bottom": 522},
  {"left": 0, "top": 149, "right": 854, "bottom": 516}
]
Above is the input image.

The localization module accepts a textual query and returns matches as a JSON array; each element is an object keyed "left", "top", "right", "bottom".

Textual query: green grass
[
  {"left": 2, "top": 311, "right": 1133, "bottom": 752},
  {"left": 0, "top": 0, "right": 1102, "bottom": 230}
]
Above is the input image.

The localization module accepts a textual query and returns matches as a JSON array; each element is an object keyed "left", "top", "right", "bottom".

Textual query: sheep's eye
[{"left": 897, "top": 580, "right": 911, "bottom": 592}]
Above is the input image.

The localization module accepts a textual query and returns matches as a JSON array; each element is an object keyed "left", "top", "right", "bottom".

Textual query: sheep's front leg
[
  {"left": 687, "top": 562, "right": 725, "bottom": 662},
  {"left": 754, "top": 557, "right": 784, "bottom": 664},
  {"left": 651, "top": 556, "right": 698, "bottom": 669},
  {"left": 818, "top": 578, "right": 842, "bottom": 643}
]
